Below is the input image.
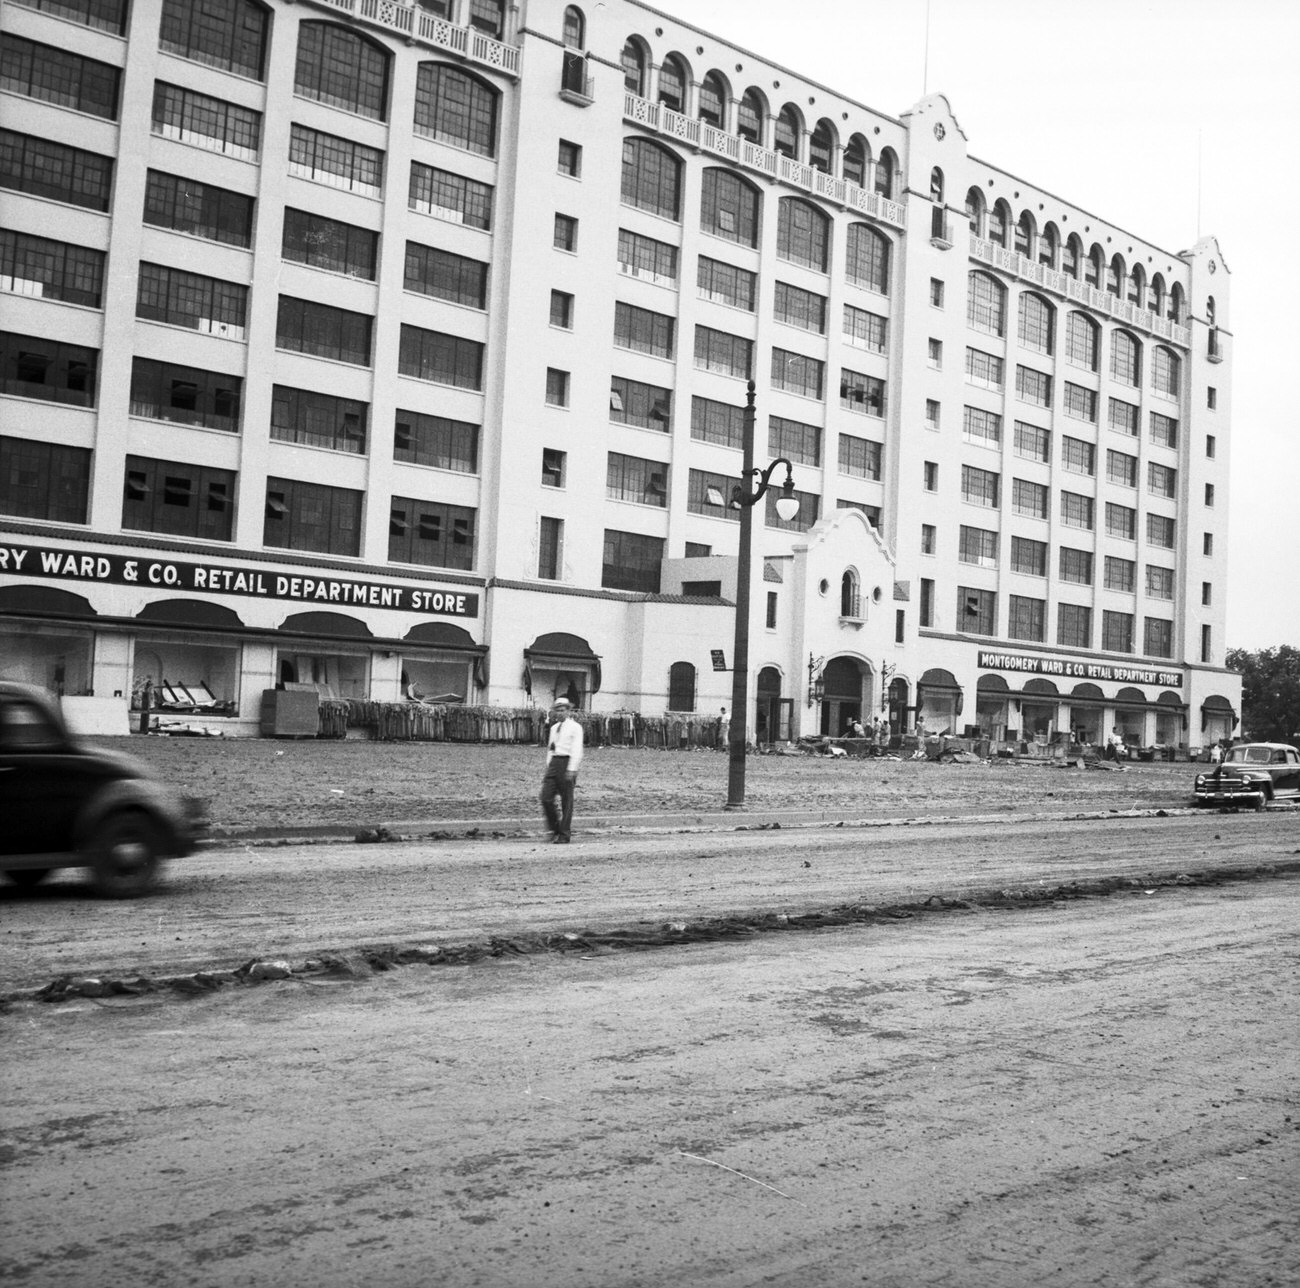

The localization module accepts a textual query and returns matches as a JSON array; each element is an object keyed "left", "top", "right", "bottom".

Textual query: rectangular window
[
  {"left": 553, "top": 213, "right": 578, "bottom": 251},
  {"left": 1104, "top": 556, "right": 1136, "bottom": 592},
  {"left": 1008, "top": 594, "right": 1045, "bottom": 642},
  {"left": 688, "top": 468, "right": 740, "bottom": 521},
  {"left": 617, "top": 228, "right": 677, "bottom": 283},
  {"left": 615, "top": 302, "right": 674, "bottom": 358},
  {"left": 765, "top": 486, "right": 819, "bottom": 532},
  {"left": 557, "top": 139, "right": 581, "bottom": 176},
  {"left": 1057, "top": 603, "right": 1092, "bottom": 649},
  {"left": 769, "top": 416, "right": 821, "bottom": 467},
  {"left": 959, "top": 525, "right": 999, "bottom": 568},
  {"left": 0, "top": 230, "right": 104, "bottom": 307},
  {"left": 403, "top": 242, "right": 487, "bottom": 308},
  {"left": 772, "top": 348, "right": 824, "bottom": 399},
  {"left": 838, "top": 434, "right": 882, "bottom": 481},
  {"left": 1201, "top": 623, "right": 1212, "bottom": 664},
  {"left": 1, "top": 35, "right": 119, "bottom": 118},
  {"left": 1102, "top": 610, "right": 1134, "bottom": 653},
  {"left": 545, "top": 368, "right": 570, "bottom": 407},
  {"left": 289, "top": 124, "right": 383, "bottom": 197},
  {"left": 1107, "top": 449, "right": 1138, "bottom": 488},
  {"left": 611, "top": 377, "right": 671, "bottom": 431},
  {"left": 1108, "top": 397, "right": 1138, "bottom": 436},
  {"left": 1152, "top": 347, "right": 1180, "bottom": 397},
  {"left": 837, "top": 499, "right": 880, "bottom": 528},
  {"left": 1206, "top": 434, "right": 1216, "bottom": 459},
  {"left": 538, "top": 516, "right": 562, "bottom": 579},
  {"left": 1203, "top": 532, "right": 1214, "bottom": 556},
  {"left": 841, "top": 370, "right": 885, "bottom": 416},
  {"left": 122, "top": 455, "right": 234, "bottom": 541},
  {"left": 541, "top": 448, "right": 566, "bottom": 488},
  {"left": 1149, "top": 412, "right": 1178, "bottom": 448},
  {"left": 965, "top": 347, "right": 1004, "bottom": 390},
  {"left": 264, "top": 478, "right": 361, "bottom": 556},
  {"left": 920, "top": 577, "right": 935, "bottom": 628},
  {"left": 1013, "top": 422, "right": 1051, "bottom": 462},
  {"left": 281, "top": 209, "right": 378, "bottom": 280},
  {"left": 1062, "top": 436, "right": 1096, "bottom": 476},
  {"left": 144, "top": 170, "right": 253, "bottom": 247},
  {"left": 843, "top": 304, "right": 887, "bottom": 352},
  {"left": 961, "top": 464, "right": 1000, "bottom": 508},
  {"left": 1202, "top": 581, "right": 1213, "bottom": 606},
  {"left": 1143, "top": 617, "right": 1173, "bottom": 658},
  {"left": 130, "top": 357, "right": 241, "bottom": 433},
  {"left": 1106, "top": 503, "right": 1137, "bottom": 541},
  {"left": 921, "top": 523, "right": 936, "bottom": 555},
  {"left": 389, "top": 497, "right": 476, "bottom": 570},
  {"left": 602, "top": 529, "right": 664, "bottom": 592},
  {"left": 0, "top": 434, "right": 90, "bottom": 523},
  {"left": 1146, "top": 565, "right": 1174, "bottom": 600},
  {"left": 925, "top": 399, "right": 941, "bottom": 431},
  {"left": 774, "top": 281, "right": 827, "bottom": 333},
  {"left": 927, "top": 338, "right": 943, "bottom": 369},
  {"left": 9, "top": 0, "right": 128, "bottom": 36},
  {"left": 0, "top": 331, "right": 98, "bottom": 407},
  {"left": 394, "top": 410, "right": 478, "bottom": 473},
  {"left": 963, "top": 406, "right": 1002, "bottom": 448},
  {"left": 1147, "top": 513, "right": 1176, "bottom": 548},
  {"left": 930, "top": 278, "right": 945, "bottom": 307},
  {"left": 1065, "top": 314, "right": 1098, "bottom": 369},
  {"left": 1207, "top": 387, "right": 1217, "bottom": 410},
  {"left": 766, "top": 592, "right": 778, "bottom": 629},
  {"left": 1060, "top": 490, "right": 1094, "bottom": 530},
  {"left": 606, "top": 452, "right": 668, "bottom": 507},
  {"left": 1015, "top": 365, "right": 1051, "bottom": 407},
  {"left": 1058, "top": 546, "right": 1093, "bottom": 585},
  {"left": 690, "top": 396, "right": 744, "bottom": 448},
  {"left": 152, "top": 82, "right": 260, "bottom": 160},
  {"left": 694, "top": 326, "right": 751, "bottom": 378},
  {"left": 1, "top": 129, "right": 113, "bottom": 211},
  {"left": 958, "top": 587, "right": 997, "bottom": 636},
  {"left": 397, "top": 324, "right": 484, "bottom": 389},
  {"left": 698, "top": 257, "right": 757, "bottom": 311},
  {"left": 1205, "top": 482, "right": 1215, "bottom": 507},
  {"left": 1064, "top": 383, "right": 1097, "bottom": 422},
  {"left": 275, "top": 296, "right": 371, "bottom": 365},
  {"left": 1011, "top": 478, "right": 1049, "bottom": 520},
  {"left": 271, "top": 386, "right": 367, "bottom": 454},
  {"left": 1012, "top": 537, "right": 1048, "bottom": 577},
  {"left": 549, "top": 289, "right": 573, "bottom": 329},
  {"left": 138, "top": 263, "right": 248, "bottom": 337},
  {"left": 1148, "top": 462, "right": 1177, "bottom": 498},
  {"left": 160, "top": 0, "right": 267, "bottom": 76},
  {"left": 924, "top": 461, "right": 939, "bottom": 492},
  {"left": 409, "top": 162, "right": 492, "bottom": 230}
]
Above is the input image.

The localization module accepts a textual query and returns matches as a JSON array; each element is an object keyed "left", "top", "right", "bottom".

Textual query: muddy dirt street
[{"left": 3, "top": 878, "right": 1298, "bottom": 1288}]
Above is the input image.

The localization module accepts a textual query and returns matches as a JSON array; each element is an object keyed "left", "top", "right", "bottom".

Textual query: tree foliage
[{"left": 1226, "top": 645, "right": 1300, "bottom": 742}]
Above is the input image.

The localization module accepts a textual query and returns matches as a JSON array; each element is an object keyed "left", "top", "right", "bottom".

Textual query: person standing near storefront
[{"left": 540, "top": 697, "right": 584, "bottom": 843}]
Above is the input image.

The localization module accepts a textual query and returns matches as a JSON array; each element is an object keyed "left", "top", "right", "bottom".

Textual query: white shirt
[{"left": 547, "top": 716, "right": 584, "bottom": 771}]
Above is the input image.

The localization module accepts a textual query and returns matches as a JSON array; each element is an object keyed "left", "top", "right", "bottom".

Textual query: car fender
[{"left": 73, "top": 779, "right": 187, "bottom": 857}]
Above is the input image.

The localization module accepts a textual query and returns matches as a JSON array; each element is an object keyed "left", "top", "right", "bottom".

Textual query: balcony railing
[
  {"left": 307, "top": 0, "right": 519, "bottom": 78},
  {"left": 624, "top": 93, "right": 907, "bottom": 231}
]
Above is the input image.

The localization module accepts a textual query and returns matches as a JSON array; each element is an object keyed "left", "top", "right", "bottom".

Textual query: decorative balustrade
[{"left": 623, "top": 93, "right": 907, "bottom": 231}]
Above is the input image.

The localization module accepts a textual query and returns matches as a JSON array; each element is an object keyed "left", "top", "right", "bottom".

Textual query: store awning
[
  {"left": 279, "top": 611, "right": 372, "bottom": 639},
  {"left": 1070, "top": 683, "right": 1105, "bottom": 703},
  {"left": 918, "top": 667, "right": 963, "bottom": 715},
  {"left": 136, "top": 598, "right": 244, "bottom": 629},
  {"left": 1201, "top": 694, "right": 1239, "bottom": 727},
  {"left": 0, "top": 585, "right": 97, "bottom": 618},
  {"left": 404, "top": 621, "right": 485, "bottom": 652},
  {"left": 976, "top": 674, "right": 1010, "bottom": 693},
  {"left": 1156, "top": 690, "right": 1186, "bottom": 710},
  {"left": 524, "top": 632, "right": 602, "bottom": 695},
  {"left": 1023, "top": 678, "right": 1059, "bottom": 697}
]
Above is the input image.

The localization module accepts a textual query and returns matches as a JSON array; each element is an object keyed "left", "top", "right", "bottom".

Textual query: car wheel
[
  {"left": 3, "top": 868, "right": 52, "bottom": 889},
  {"left": 90, "top": 811, "right": 162, "bottom": 898}
]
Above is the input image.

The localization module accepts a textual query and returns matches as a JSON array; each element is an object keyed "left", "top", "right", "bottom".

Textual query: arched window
[
  {"left": 668, "top": 661, "right": 696, "bottom": 712},
  {"left": 809, "top": 119, "right": 835, "bottom": 174},
  {"left": 1149, "top": 273, "right": 1165, "bottom": 315},
  {"left": 843, "top": 134, "right": 870, "bottom": 187},
  {"left": 841, "top": 570, "right": 861, "bottom": 619},
  {"left": 1065, "top": 312, "right": 1099, "bottom": 370},
  {"left": 1111, "top": 330, "right": 1141, "bottom": 387},
  {"left": 737, "top": 87, "right": 764, "bottom": 143},
  {"left": 621, "top": 138, "right": 682, "bottom": 220},
  {"left": 965, "top": 186, "right": 985, "bottom": 236},
  {"left": 658, "top": 54, "right": 687, "bottom": 112},
  {"left": 1015, "top": 211, "right": 1034, "bottom": 257},
  {"left": 414, "top": 63, "right": 497, "bottom": 156},
  {"left": 1018, "top": 292, "right": 1054, "bottom": 354},
  {"left": 160, "top": 0, "right": 269, "bottom": 80},
  {"left": 1086, "top": 245, "right": 1104, "bottom": 288},
  {"left": 1039, "top": 222, "right": 1059, "bottom": 268},
  {"left": 1128, "top": 264, "right": 1145, "bottom": 306},
  {"left": 296, "top": 23, "right": 389, "bottom": 121},
  {"left": 562, "top": 5, "right": 584, "bottom": 48},
  {"left": 621, "top": 39, "right": 646, "bottom": 95},
  {"left": 1168, "top": 283, "right": 1185, "bottom": 324},
  {"left": 698, "top": 71, "right": 726, "bottom": 127},
  {"left": 1152, "top": 345, "right": 1180, "bottom": 396},
  {"left": 874, "top": 147, "right": 897, "bottom": 198},
  {"left": 701, "top": 167, "right": 760, "bottom": 247},
  {"left": 987, "top": 199, "right": 1010, "bottom": 247},
  {"left": 967, "top": 271, "right": 1005, "bottom": 336},
  {"left": 774, "top": 103, "right": 801, "bottom": 158},
  {"left": 930, "top": 167, "right": 944, "bottom": 203},
  {"left": 1106, "top": 254, "right": 1124, "bottom": 297},
  {"left": 777, "top": 197, "right": 828, "bottom": 271},
  {"left": 1063, "top": 234, "right": 1082, "bottom": 278},
  {"left": 846, "top": 224, "right": 889, "bottom": 293}
]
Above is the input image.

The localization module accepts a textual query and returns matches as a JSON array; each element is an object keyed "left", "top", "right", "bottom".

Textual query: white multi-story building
[{"left": 0, "top": 0, "right": 1241, "bottom": 749}]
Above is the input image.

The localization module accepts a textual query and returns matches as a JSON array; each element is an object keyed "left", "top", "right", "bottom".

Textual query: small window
[
  {"left": 545, "top": 368, "right": 570, "bottom": 407},
  {"left": 557, "top": 139, "right": 581, "bottom": 176},
  {"left": 542, "top": 448, "right": 566, "bottom": 488},
  {"left": 766, "top": 592, "right": 777, "bottom": 629},
  {"left": 928, "top": 338, "right": 942, "bottom": 369},
  {"left": 1206, "top": 434, "right": 1216, "bottom": 459},
  {"left": 1205, "top": 483, "right": 1215, "bottom": 507},
  {"left": 1207, "top": 386, "right": 1217, "bottom": 410},
  {"left": 921, "top": 523, "right": 936, "bottom": 555},
  {"left": 930, "top": 278, "right": 945, "bottom": 308},
  {"left": 923, "top": 461, "right": 938, "bottom": 492},
  {"left": 549, "top": 290, "right": 573, "bottom": 329},
  {"left": 553, "top": 214, "right": 578, "bottom": 251},
  {"left": 925, "top": 399, "right": 940, "bottom": 431}
]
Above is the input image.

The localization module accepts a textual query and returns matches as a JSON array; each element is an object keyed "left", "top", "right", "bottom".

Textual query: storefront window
[
  {"left": 132, "top": 642, "right": 239, "bottom": 712},
  {"left": 0, "top": 629, "right": 91, "bottom": 695}
]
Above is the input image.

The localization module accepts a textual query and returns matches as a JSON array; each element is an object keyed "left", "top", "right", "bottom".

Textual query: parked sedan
[
  {"left": 1193, "top": 742, "right": 1300, "bottom": 810},
  {"left": 0, "top": 682, "right": 205, "bottom": 896}
]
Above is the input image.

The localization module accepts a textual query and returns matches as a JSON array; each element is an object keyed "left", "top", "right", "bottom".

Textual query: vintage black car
[
  {"left": 0, "top": 682, "right": 204, "bottom": 896},
  {"left": 1193, "top": 742, "right": 1300, "bottom": 810}
]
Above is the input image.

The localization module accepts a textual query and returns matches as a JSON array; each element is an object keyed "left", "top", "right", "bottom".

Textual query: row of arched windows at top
[
  {"left": 620, "top": 39, "right": 898, "bottom": 198},
  {"left": 963, "top": 186, "right": 1187, "bottom": 324}
]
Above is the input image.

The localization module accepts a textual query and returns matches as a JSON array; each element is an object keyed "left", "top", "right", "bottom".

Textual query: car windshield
[
  {"left": 0, "top": 700, "right": 64, "bottom": 750},
  {"left": 1225, "top": 746, "right": 1270, "bottom": 764}
]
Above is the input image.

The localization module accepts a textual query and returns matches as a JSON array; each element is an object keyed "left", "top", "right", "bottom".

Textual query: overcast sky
[{"left": 651, "top": 0, "right": 1299, "bottom": 653}]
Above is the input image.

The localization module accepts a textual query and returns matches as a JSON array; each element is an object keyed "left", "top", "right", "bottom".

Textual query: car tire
[
  {"left": 89, "top": 811, "right": 162, "bottom": 898},
  {"left": 3, "top": 868, "right": 52, "bottom": 888}
]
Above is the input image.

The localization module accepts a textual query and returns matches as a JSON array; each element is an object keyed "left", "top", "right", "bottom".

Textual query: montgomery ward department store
[{"left": 0, "top": 0, "right": 1241, "bottom": 749}]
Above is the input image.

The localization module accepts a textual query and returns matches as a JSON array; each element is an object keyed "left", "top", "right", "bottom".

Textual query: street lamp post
[{"left": 726, "top": 380, "right": 800, "bottom": 809}]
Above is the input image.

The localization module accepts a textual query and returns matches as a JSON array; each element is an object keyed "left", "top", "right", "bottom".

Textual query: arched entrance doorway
[
  {"left": 820, "top": 656, "right": 871, "bottom": 735},
  {"left": 755, "top": 666, "right": 790, "bottom": 745}
]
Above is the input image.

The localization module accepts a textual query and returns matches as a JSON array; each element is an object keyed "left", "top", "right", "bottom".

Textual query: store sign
[
  {"left": 978, "top": 650, "right": 1182, "bottom": 688},
  {"left": 0, "top": 543, "right": 479, "bottom": 618}
]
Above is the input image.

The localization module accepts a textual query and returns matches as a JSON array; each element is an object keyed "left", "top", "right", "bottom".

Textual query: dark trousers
[{"left": 540, "top": 755, "right": 575, "bottom": 839}]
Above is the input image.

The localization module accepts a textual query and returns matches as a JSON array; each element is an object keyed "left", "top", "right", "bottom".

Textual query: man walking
[{"left": 540, "top": 697, "right": 584, "bottom": 843}]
